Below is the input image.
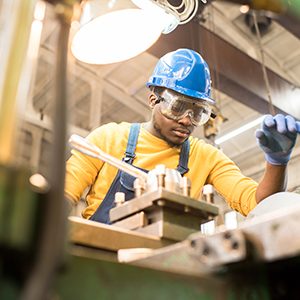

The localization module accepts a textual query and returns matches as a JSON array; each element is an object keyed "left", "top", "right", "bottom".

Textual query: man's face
[{"left": 149, "top": 90, "right": 196, "bottom": 147}]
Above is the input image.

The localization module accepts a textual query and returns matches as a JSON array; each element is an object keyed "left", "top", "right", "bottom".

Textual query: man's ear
[{"left": 149, "top": 93, "right": 158, "bottom": 109}]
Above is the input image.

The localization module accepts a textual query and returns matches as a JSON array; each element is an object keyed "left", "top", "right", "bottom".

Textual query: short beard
[{"left": 152, "top": 114, "right": 182, "bottom": 148}]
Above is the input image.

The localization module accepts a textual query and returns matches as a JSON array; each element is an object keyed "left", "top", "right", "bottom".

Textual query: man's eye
[
  {"left": 195, "top": 105, "right": 208, "bottom": 114},
  {"left": 194, "top": 107, "right": 204, "bottom": 114},
  {"left": 171, "top": 102, "right": 184, "bottom": 112}
]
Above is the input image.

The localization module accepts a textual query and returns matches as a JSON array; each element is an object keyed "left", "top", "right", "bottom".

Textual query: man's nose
[{"left": 178, "top": 111, "right": 193, "bottom": 126}]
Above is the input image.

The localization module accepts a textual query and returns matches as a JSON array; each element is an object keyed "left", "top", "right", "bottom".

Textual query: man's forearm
[{"left": 255, "top": 163, "right": 287, "bottom": 204}]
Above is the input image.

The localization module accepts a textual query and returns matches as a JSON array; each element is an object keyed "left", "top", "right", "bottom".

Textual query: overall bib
[{"left": 90, "top": 123, "right": 190, "bottom": 224}]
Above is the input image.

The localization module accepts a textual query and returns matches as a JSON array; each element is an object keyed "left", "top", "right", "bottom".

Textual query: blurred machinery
[
  {"left": 0, "top": 0, "right": 300, "bottom": 300},
  {"left": 203, "top": 106, "right": 228, "bottom": 142}
]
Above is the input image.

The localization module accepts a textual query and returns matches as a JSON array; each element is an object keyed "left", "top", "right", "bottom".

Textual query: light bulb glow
[{"left": 71, "top": 8, "right": 165, "bottom": 65}]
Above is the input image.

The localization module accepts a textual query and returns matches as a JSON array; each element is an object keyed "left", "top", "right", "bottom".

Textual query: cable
[
  {"left": 207, "top": 5, "right": 221, "bottom": 109},
  {"left": 252, "top": 10, "right": 275, "bottom": 115}
]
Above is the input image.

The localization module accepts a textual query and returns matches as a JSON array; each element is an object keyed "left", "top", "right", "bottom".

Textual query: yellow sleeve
[
  {"left": 64, "top": 127, "right": 106, "bottom": 203},
  {"left": 206, "top": 147, "right": 258, "bottom": 216}
]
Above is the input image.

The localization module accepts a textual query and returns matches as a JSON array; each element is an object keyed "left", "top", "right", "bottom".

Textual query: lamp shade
[{"left": 71, "top": 0, "right": 177, "bottom": 65}]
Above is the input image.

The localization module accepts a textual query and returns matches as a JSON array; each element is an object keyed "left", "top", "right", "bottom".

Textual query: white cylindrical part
[
  {"left": 203, "top": 184, "right": 214, "bottom": 195},
  {"left": 115, "top": 192, "right": 125, "bottom": 207},
  {"left": 203, "top": 184, "right": 214, "bottom": 204}
]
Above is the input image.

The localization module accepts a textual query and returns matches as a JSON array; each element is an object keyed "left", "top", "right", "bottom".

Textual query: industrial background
[
  {"left": 19, "top": 0, "right": 300, "bottom": 203},
  {"left": 1, "top": 0, "right": 300, "bottom": 299}
]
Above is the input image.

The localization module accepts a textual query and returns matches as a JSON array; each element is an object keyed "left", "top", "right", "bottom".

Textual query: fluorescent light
[{"left": 215, "top": 116, "right": 264, "bottom": 145}]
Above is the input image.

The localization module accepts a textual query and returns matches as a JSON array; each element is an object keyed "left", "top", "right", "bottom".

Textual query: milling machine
[{"left": 1, "top": 0, "right": 300, "bottom": 299}]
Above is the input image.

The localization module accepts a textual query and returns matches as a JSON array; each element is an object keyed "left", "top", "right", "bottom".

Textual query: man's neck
[
  {"left": 141, "top": 121, "right": 182, "bottom": 148},
  {"left": 141, "top": 121, "right": 154, "bottom": 135}
]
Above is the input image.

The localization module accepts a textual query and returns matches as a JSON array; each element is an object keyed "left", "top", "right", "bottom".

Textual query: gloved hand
[{"left": 256, "top": 114, "right": 300, "bottom": 165}]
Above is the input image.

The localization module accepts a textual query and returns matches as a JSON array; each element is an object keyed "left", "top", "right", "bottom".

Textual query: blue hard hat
[{"left": 146, "top": 48, "right": 215, "bottom": 105}]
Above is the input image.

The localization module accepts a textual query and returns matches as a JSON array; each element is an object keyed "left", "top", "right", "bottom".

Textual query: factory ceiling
[{"left": 20, "top": 1, "right": 300, "bottom": 187}]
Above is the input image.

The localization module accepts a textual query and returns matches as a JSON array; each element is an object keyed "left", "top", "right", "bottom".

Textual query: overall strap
[
  {"left": 123, "top": 123, "right": 141, "bottom": 164},
  {"left": 176, "top": 139, "right": 190, "bottom": 176}
]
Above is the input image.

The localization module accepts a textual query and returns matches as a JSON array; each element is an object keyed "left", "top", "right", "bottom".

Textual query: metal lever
[{"left": 69, "top": 134, "right": 148, "bottom": 182}]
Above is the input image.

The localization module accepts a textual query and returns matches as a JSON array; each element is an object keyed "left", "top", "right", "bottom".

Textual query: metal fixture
[
  {"left": 132, "top": 0, "right": 199, "bottom": 25},
  {"left": 71, "top": 0, "right": 200, "bottom": 64},
  {"left": 110, "top": 188, "right": 219, "bottom": 241},
  {"left": 244, "top": 11, "right": 272, "bottom": 36}
]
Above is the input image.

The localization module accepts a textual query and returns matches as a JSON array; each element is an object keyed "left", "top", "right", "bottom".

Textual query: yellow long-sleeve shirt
[{"left": 65, "top": 122, "right": 258, "bottom": 218}]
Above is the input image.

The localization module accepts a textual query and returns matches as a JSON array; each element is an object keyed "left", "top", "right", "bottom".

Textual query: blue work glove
[{"left": 256, "top": 114, "right": 300, "bottom": 165}]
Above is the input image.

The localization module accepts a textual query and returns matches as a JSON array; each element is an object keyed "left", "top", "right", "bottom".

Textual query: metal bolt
[
  {"left": 114, "top": 192, "right": 125, "bottom": 207},
  {"left": 231, "top": 240, "right": 239, "bottom": 250},
  {"left": 190, "top": 239, "right": 197, "bottom": 248},
  {"left": 184, "top": 205, "right": 191, "bottom": 213},
  {"left": 202, "top": 245, "right": 210, "bottom": 256},
  {"left": 155, "top": 164, "right": 166, "bottom": 188},
  {"left": 202, "top": 184, "right": 214, "bottom": 204},
  {"left": 180, "top": 177, "right": 191, "bottom": 196},
  {"left": 272, "top": 223, "right": 280, "bottom": 231},
  {"left": 224, "top": 231, "right": 232, "bottom": 239},
  {"left": 157, "top": 200, "right": 166, "bottom": 206},
  {"left": 134, "top": 178, "right": 144, "bottom": 197}
]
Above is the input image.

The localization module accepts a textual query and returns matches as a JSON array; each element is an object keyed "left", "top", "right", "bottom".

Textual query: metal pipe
[
  {"left": 69, "top": 134, "right": 148, "bottom": 182},
  {"left": 21, "top": 2, "right": 77, "bottom": 299}
]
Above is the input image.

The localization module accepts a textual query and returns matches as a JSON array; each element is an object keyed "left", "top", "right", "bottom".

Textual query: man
[{"left": 65, "top": 48, "right": 300, "bottom": 224}]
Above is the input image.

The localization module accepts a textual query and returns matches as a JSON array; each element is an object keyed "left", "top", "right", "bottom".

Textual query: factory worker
[{"left": 65, "top": 48, "right": 300, "bottom": 224}]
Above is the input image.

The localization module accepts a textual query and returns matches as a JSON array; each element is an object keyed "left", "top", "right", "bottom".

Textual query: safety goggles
[{"left": 155, "top": 90, "right": 214, "bottom": 126}]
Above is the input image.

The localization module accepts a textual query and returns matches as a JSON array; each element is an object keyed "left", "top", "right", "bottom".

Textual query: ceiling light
[
  {"left": 71, "top": 0, "right": 179, "bottom": 65},
  {"left": 215, "top": 116, "right": 264, "bottom": 145},
  {"left": 131, "top": 0, "right": 179, "bottom": 33}
]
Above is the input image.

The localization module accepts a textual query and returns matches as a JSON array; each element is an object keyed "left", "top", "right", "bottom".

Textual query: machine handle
[{"left": 69, "top": 134, "right": 148, "bottom": 182}]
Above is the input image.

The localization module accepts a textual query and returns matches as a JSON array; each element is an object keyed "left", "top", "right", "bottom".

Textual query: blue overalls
[{"left": 89, "top": 123, "right": 190, "bottom": 224}]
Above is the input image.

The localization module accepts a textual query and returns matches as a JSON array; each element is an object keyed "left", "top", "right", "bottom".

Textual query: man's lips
[{"left": 172, "top": 128, "right": 191, "bottom": 138}]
